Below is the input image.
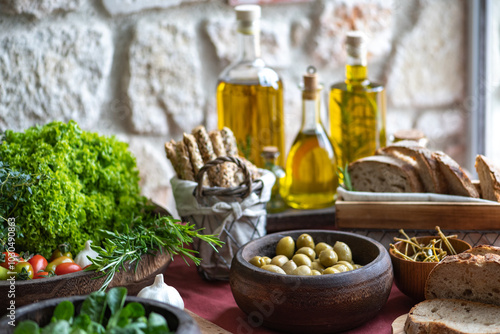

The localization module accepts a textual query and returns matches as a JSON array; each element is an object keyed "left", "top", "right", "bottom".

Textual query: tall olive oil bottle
[
  {"left": 216, "top": 5, "right": 285, "bottom": 168},
  {"left": 281, "top": 67, "right": 338, "bottom": 209},
  {"left": 329, "top": 31, "right": 387, "bottom": 175}
]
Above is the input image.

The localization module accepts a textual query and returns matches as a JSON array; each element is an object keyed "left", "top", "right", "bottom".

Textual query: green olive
[
  {"left": 333, "top": 241, "right": 352, "bottom": 263},
  {"left": 337, "top": 260, "right": 354, "bottom": 271},
  {"left": 292, "top": 265, "right": 312, "bottom": 276},
  {"left": 292, "top": 254, "right": 312, "bottom": 267},
  {"left": 276, "top": 236, "right": 295, "bottom": 259},
  {"left": 296, "top": 234, "right": 315, "bottom": 249},
  {"left": 311, "top": 269, "right": 322, "bottom": 276},
  {"left": 323, "top": 267, "right": 341, "bottom": 275},
  {"left": 249, "top": 256, "right": 265, "bottom": 268},
  {"left": 332, "top": 264, "right": 349, "bottom": 272},
  {"left": 281, "top": 260, "right": 297, "bottom": 275},
  {"left": 353, "top": 264, "right": 363, "bottom": 269},
  {"left": 261, "top": 256, "right": 272, "bottom": 265},
  {"left": 310, "top": 261, "right": 325, "bottom": 272},
  {"left": 261, "top": 264, "right": 286, "bottom": 275},
  {"left": 295, "top": 247, "right": 316, "bottom": 261},
  {"left": 319, "top": 249, "right": 338, "bottom": 267},
  {"left": 315, "top": 242, "right": 333, "bottom": 256},
  {"left": 271, "top": 255, "right": 289, "bottom": 267}
]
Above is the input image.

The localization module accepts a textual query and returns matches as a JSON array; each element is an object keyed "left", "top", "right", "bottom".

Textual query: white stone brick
[
  {"left": 102, "top": 0, "right": 202, "bottom": 16},
  {"left": 0, "top": 22, "right": 112, "bottom": 131},
  {"left": 0, "top": 0, "right": 81, "bottom": 18},
  {"left": 313, "top": 0, "right": 393, "bottom": 67},
  {"left": 127, "top": 19, "right": 204, "bottom": 135},
  {"left": 386, "top": 0, "right": 466, "bottom": 108}
]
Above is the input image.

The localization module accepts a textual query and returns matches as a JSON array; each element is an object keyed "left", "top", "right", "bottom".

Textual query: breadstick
[
  {"left": 175, "top": 141, "right": 195, "bottom": 181},
  {"left": 164, "top": 140, "right": 182, "bottom": 178},
  {"left": 183, "top": 133, "right": 209, "bottom": 186},
  {"left": 221, "top": 127, "right": 239, "bottom": 157},
  {"left": 209, "top": 130, "right": 235, "bottom": 188}
]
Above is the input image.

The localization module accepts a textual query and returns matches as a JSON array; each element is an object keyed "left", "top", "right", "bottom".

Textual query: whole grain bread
[
  {"left": 475, "top": 154, "right": 500, "bottom": 202},
  {"left": 424, "top": 252, "right": 500, "bottom": 306},
  {"left": 348, "top": 155, "right": 424, "bottom": 193},
  {"left": 434, "top": 151, "right": 479, "bottom": 198},
  {"left": 405, "top": 299, "right": 500, "bottom": 334},
  {"left": 377, "top": 141, "right": 447, "bottom": 194}
]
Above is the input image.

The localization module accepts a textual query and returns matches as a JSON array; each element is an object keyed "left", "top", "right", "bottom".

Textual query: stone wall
[{"left": 0, "top": 0, "right": 467, "bottom": 216}]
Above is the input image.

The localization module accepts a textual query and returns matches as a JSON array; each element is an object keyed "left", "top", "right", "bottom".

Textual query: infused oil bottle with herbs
[
  {"left": 329, "top": 31, "right": 387, "bottom": 176},
  {"left": 216, "top": 5, "right": 285, "bottom": 168},
  {"left": 280, "top": 67, "right": 338, "bottom": 209}
]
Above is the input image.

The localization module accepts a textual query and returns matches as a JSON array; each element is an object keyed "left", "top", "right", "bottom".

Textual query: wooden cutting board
[
  {"left": 186, "top": 310, "right": 232, "bottom": 334},
  {"left": 392, "top": 314, "right": 407, "bottom": 334}
]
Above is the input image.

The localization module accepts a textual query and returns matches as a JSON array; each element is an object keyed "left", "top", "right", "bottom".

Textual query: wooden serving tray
[
  {"left": 336, "top": 200, "right": 500, "bottom": 230},
  {"left": 0, "top": 250, "right": 171, "bottom": 313}
]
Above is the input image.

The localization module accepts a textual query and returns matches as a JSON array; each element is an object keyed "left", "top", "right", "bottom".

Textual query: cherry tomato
[
  {"left": 14, "top": 262, "right": 34, "bottom": 280},
  {"left": 50, "top": 243, "right": 72, "bottom": 262},
  {"left": 0, "top": 266, "right": 12, "bottom": 280},
  {"left": 33, "top": 271, "right": 51, "bottom": 279},
  {"left": 0, "top": 251, "right": 24, "bottom": 270},
  {"left": 55, "top": 262, "right": 82, "bottom": 275},
  {"left": 45, "top": 256, "right": 74, "bottom": 274},
  {"left": 28, "top": 255, "right": 48, "bottom": 274}
]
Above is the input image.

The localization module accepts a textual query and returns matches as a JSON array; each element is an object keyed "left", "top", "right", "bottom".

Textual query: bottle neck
[
  {"left": 345, "top": 52, "right": 368, "bottom": 83},
  {"left": 301, "top": 90, "right": 322, "bottom": 131},
  {"left": 237, "top": 25, "right": 261, "bottom": 61}
]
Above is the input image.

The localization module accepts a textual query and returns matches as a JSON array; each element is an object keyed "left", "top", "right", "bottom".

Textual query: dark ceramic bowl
[
  {"left": 0, "top": 295, "right": 200, "bottom": 334},
  {"left": 229, "top": 230, "right": 393, "bottom": 334}
]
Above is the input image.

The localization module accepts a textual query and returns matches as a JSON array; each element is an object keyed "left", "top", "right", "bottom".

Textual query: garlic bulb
[
  {"left": 137, "top": 274, "right": 184, "bottom": 309},
  {"left": 74, "top": 240, "right": 99, "bottom": 268}
]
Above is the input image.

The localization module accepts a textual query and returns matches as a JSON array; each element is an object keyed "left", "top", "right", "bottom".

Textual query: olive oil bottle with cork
[
  {"left": 216, "top": 5, "right": 285, "bottom": 168},
  {"left": 280, "top": 67, "right": 338, "bottom": 209},
  {"left": 329, "top": 31, "right": 387, "bottom": 174}
]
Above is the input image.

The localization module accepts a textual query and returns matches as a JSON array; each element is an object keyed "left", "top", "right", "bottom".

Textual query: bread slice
[
  {"left": 425, "top": 252, "right": 500, "bottom": 306},
  {"left": 377, "top": 141, "right": 447, "bottom": 194},
  {"left": 434, "top": 151, "right": 479, "bottom": 198},
  {"left": 348, "top": 155, "right": 424, "bottom": 193},
  {"left": 405, "top": 299, "right": 500, "bottom": 334},
  {"left": 464, "top": 244, "right": 500, "bottom": 256},
  {"left": 475, "top": 154, "right": 500, "bottom": 202}
]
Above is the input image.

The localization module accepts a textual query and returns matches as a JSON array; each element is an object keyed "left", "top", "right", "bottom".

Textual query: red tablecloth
[{"left": 163, "top": 255, "right": 416, "bottom": 333}]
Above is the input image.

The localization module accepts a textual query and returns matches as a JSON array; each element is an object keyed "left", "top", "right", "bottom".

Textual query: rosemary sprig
[{"left": 86, "top": 215, "right": 223, "bottom": 291}]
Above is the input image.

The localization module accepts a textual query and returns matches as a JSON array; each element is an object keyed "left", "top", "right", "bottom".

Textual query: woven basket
[{"left": 171, "top": 156, "right": 275, "bottom": 280}]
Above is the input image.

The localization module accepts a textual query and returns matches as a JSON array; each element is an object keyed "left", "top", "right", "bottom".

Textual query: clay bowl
[
  {"left": 390, "top": 236, "right": 471, "bottom": 302},
  {"left": 230, "top": 230, "right": 393, "bottom": 334},
  {"left": 0, "top": 295, "right": 200, "bottom": 334},
  {"left": 0, "top": 250, "right": 171, "bottom": 312}
]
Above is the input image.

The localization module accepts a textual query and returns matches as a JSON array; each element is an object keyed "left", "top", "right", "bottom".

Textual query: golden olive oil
[
  {"left": 216, "top": 80, "right": 285, "bottom": 167},
  {"left": 329, "top": 32, "right": 387, "bottom": 174},
  {"left": 281, "top": 67, "right": 337, "bottom": 209}
]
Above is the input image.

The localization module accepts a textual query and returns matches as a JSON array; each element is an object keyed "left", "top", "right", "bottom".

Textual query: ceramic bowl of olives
[{"left": 229, "top": 230, "right": 393, "bottom": 334}]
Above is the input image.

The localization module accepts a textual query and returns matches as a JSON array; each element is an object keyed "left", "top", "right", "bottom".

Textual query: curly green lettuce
[{"left": 0, "top": 121, "right": 146, "bottom": 258}]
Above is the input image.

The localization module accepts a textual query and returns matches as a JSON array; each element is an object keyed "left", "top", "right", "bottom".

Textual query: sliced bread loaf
[
  {"left": 434, "top": 151, "right": 479, "bottom": 198},
  {"left": 425, "top": 252, "right": 500, "bottom": 306},
  {"left": 475, "top": 154, "right": 500, "bottom": 202},
  {"left": 377, "top": 141, "right": 447, "bottom": 194},
  {"left": 348, "top": 155, "right": 424, "bottom": 193},
  {"left": 405, "top": 299, "right": 500, "bottom": 334}
]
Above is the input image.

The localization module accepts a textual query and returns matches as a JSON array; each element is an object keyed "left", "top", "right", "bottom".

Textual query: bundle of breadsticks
[{"left": 164, "top": 125, "right": 260, "bottom": 188}]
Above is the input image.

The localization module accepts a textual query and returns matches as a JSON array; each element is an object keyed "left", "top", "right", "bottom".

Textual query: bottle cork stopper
[
  {"left": 345, "top": 31, "right": 366, "bottom": 59},
  {"left": 261, "top": 146, "right": 280, "bottom": 159},
  {"left": 302, "top": 66, "right": 319, "bottom": 100},
  {"left": 235, "top": 5, "right": 261, "bottom": 21}
]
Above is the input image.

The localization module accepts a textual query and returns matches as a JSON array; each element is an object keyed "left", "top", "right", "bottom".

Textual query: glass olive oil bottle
[
  {"left": 281, "top": 67, "right": 338, "bottom": 209},
  {"left": 329, "top": 31, "right": 386, "bottom": 175},
  {"left": 216, "top": 5, "right": 285, "bottom": 168}
]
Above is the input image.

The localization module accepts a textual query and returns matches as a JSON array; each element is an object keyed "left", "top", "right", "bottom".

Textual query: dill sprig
[{"left": 86, "top": 215, "right": 223, "bottom": 291}]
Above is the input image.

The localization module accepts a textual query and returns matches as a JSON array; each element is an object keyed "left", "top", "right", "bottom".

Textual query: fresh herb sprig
[
  {"left": 337, "top": 164, "right": 353, "bottom": 191},
  {"left": 86, "top": 215, "right": 223, "bottom": 291}
]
